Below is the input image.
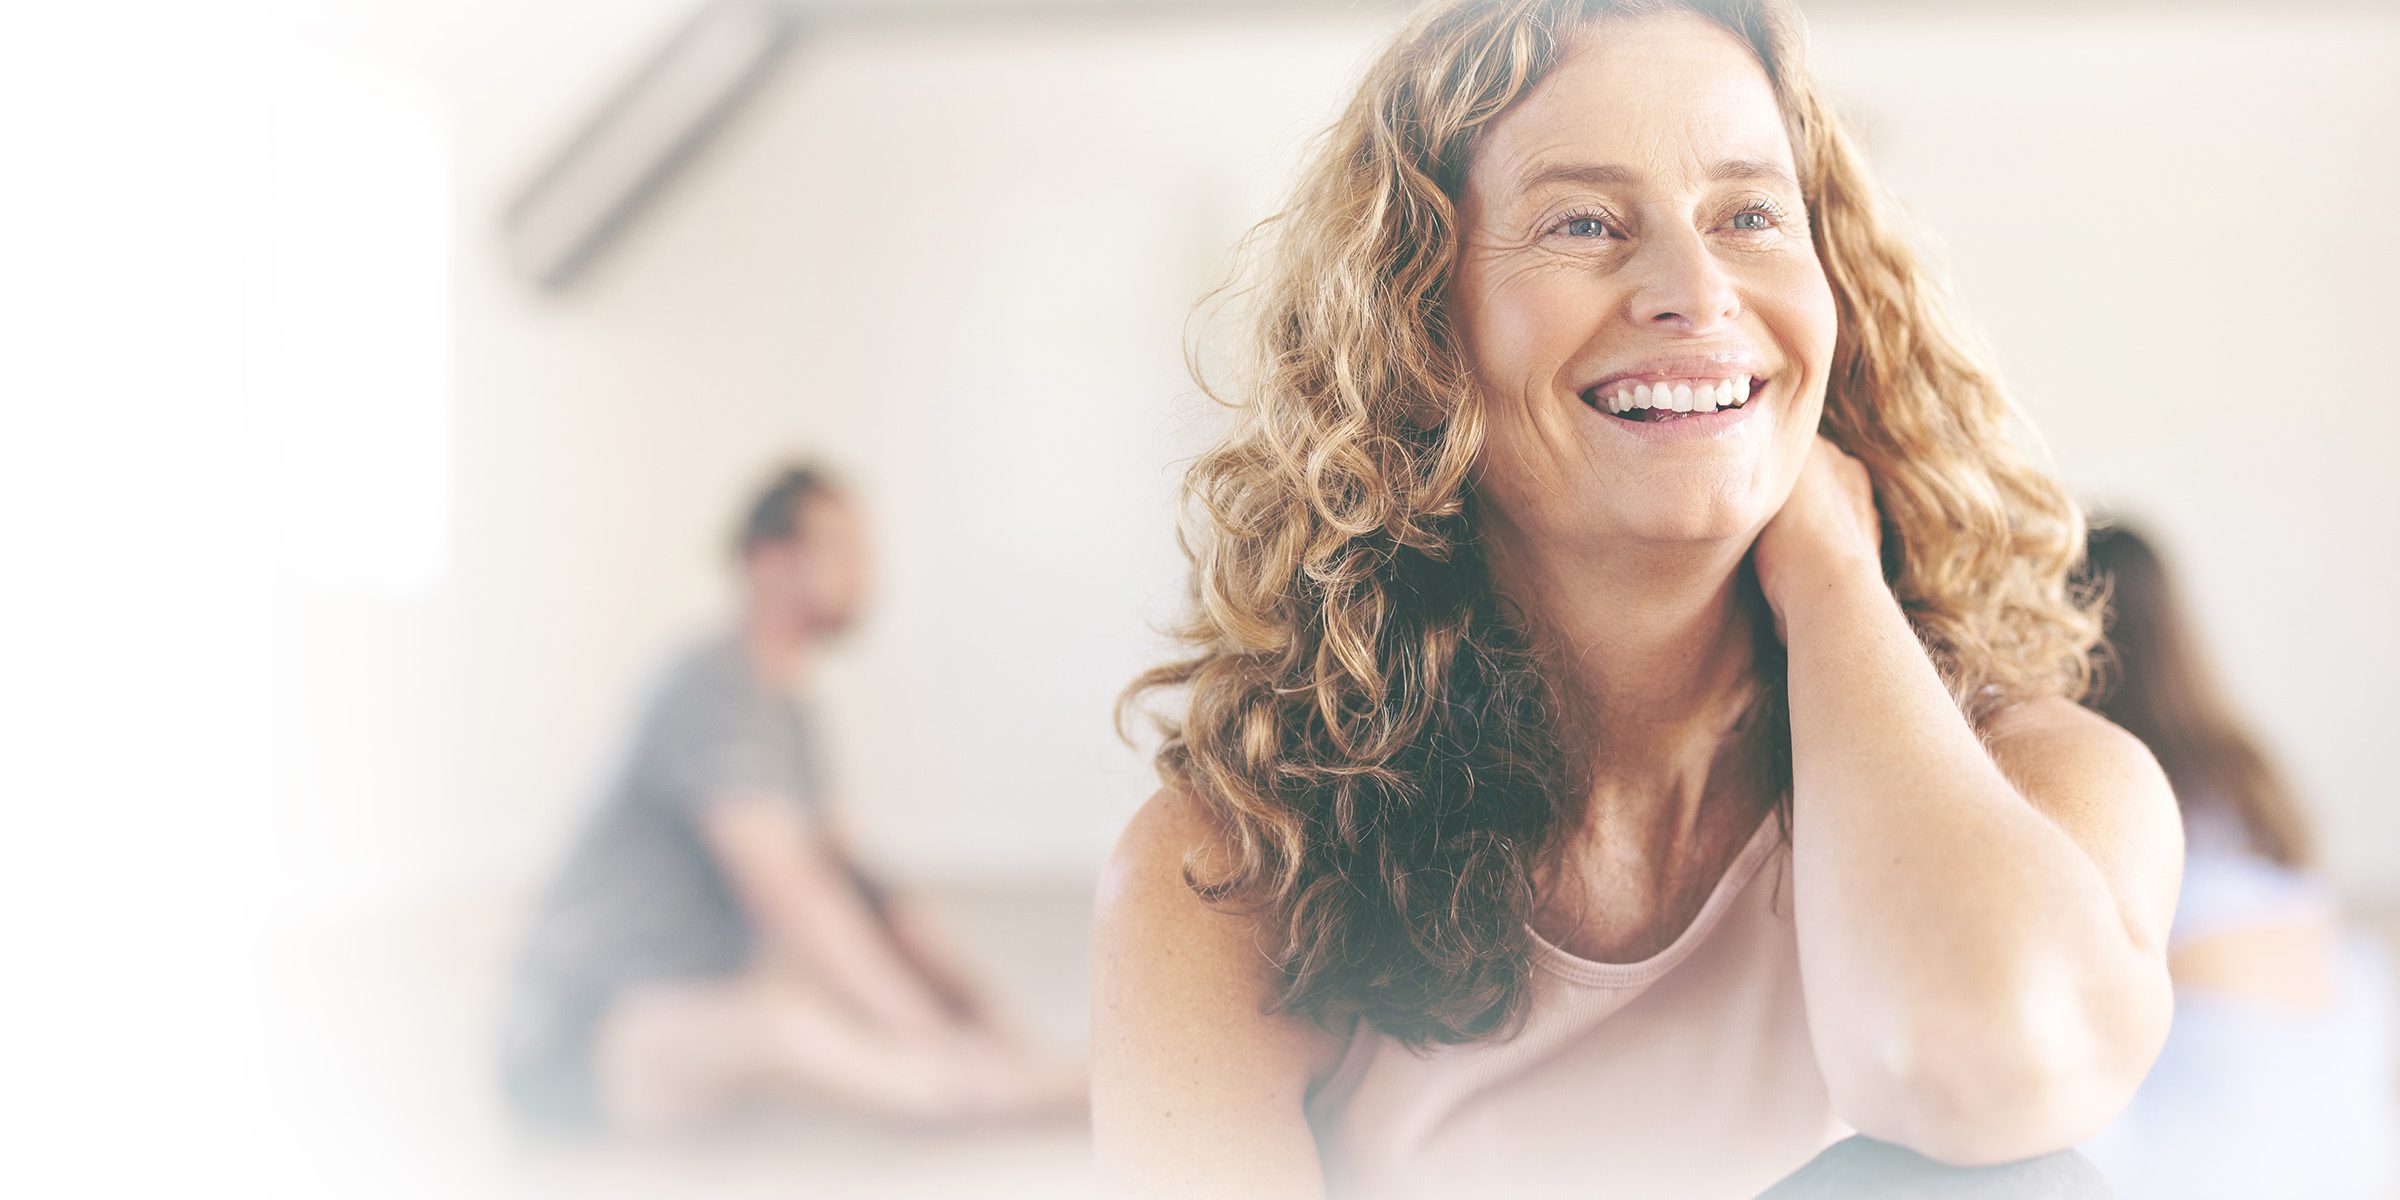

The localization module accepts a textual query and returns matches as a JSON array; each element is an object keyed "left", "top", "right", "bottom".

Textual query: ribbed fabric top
[{"left": 1304, "top": 812, "right": 1854, "bottom": 1199}]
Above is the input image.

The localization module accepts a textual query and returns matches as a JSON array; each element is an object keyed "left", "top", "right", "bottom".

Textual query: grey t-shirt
[{"left": 513, "top": 631, "right": 829, "bottom": 994}]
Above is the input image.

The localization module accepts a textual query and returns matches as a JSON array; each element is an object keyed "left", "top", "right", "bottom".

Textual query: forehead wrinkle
[
  {"left": 1472, "top": 27, "right": 1796, "bottom": 209},
  {"left": 1509, "top": 153, "right": 1798, "bottom": 199},
  {"left": 1477, "top": 94, "right": 1797, "bottom": 215}
]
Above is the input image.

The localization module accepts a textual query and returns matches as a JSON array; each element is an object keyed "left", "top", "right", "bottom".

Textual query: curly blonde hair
[{"left": 1124, "top": 0, "right": 2104, "bottom": 1047}]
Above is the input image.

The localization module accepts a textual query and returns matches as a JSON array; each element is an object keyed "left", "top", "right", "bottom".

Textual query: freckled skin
[{"left": 1449, "top": 12, "right": 1840, "bottom": 553}]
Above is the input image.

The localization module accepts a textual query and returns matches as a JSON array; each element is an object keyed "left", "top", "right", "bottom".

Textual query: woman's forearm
[{"left": 1779, "top": 565, "right": 2164, "bottom": 1162}]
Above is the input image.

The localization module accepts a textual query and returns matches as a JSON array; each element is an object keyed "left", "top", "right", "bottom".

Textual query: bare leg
[
  {"left": 590, "top": 968, "right": 1081, "bottom": 1135},
  {"left": 854, "top": 877, "right": 1088, "bottom": 1102}
]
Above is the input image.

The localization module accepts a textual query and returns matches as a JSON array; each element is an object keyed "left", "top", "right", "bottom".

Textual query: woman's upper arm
[
  {"left": 1983, "top": 696, "right": 2184, "bottom": 962},
  {"left": 1091, "top": 788, "right": 1343, "bottom": 1200}
]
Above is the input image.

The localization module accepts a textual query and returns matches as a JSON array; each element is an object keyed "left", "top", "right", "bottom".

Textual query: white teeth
[{"left": 1592, "top": 376, "right": 1761, "bottom": 416}]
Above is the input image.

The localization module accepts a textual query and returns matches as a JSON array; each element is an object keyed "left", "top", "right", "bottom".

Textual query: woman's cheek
[{"left": 1764, "top": 251, "right": 1838, "bottom": 358}]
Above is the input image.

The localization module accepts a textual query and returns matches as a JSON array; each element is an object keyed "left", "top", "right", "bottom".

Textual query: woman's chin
[{"left": 1607, "top": 497, "right": 1764, "bottom": 548}]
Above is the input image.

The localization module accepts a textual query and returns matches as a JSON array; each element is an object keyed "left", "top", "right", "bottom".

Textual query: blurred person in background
[
  {"left": 2072, "top": 521, "right": 2398, "bottom": 1198},
  {"left": 500, "top": 463, "right": 1083, "bottom": 1136}
]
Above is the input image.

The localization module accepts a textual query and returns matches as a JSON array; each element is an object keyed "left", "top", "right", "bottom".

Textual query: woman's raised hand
[{"left": 1751, "top": 435, "right": 1887, "bottom": 641}]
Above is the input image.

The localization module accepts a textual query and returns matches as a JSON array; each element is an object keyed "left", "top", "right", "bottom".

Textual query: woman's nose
[{"left": 1625, "top": 231, "right": 1741, "bottom": 333}]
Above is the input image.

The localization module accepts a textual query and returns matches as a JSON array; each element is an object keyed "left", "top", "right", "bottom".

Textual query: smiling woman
[{"left": 1095, "top": 1, "right": 2178, "bottom": 1197}]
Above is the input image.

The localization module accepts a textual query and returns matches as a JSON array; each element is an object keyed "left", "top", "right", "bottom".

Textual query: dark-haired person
[
  {"left": 501, "top": 465, "right": 1081, "bottom": 1135},
  {"left": 2071, "top": 522, "right": 2398, "bottom": 1198},
  {"left": 1096, "top": 2, "right": 2180, "bottom": 1196}
]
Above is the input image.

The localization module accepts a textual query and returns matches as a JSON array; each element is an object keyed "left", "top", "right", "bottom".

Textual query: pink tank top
[{"left": 1304, "top": 812, "right": 1856, "bottom": 1198}]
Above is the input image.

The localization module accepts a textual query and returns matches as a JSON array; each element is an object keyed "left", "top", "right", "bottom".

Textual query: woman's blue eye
[
  {"left": 1731, "top": 208, "right": 1775, "bottom": 231},
  {"left": 1562, "top": 216, "right": 1608, "bottom": 238}
]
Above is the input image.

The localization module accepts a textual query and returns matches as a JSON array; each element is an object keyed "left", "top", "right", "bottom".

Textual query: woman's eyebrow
[{"left": 1512, "top": 156, "right": 1799, "bottom": 194}]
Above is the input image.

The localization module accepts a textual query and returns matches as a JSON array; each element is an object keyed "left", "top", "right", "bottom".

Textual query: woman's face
[{"left": 1448, "top": 13, "right": 1837, "bottom": 556}]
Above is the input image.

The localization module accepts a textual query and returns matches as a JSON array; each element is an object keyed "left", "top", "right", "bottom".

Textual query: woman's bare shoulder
[
  {"left": 1091, "top": 788, "right": 1349, "bottom": 1196},
  {"left": 1094, "top": 787, "right": 1348, "bottom": 1066},
  {"left": 1095, "top": 789, "right": 1349, "bottom": 1077},
  {"left": 1096, "top": 785, "right": 1224, "bottom": 918}
]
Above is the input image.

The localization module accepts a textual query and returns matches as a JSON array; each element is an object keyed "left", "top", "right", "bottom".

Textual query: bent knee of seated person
[
  {"left": 596, "top": 970, "right": 990, "bottom": 1127},
  {"left": 590, "top": 977, "right": 780, "bottom": 1133}
]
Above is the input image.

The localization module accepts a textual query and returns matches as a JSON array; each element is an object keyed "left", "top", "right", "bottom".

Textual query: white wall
[
  {"left": 259, "top": 1, "right": 2400, "bottom": 923},
  {"left": 262, "top": 1, "right": 1396, "bottom": 924}
]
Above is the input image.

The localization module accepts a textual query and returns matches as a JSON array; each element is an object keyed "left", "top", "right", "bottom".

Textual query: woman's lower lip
[{"left": 1586, "top": 383, "right": 1767, "bottom": 440}]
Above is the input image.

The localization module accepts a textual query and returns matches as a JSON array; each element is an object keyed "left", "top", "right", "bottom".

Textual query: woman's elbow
[{"left": 1834, "top": 971, "right": 2174, "bottom": 1166}]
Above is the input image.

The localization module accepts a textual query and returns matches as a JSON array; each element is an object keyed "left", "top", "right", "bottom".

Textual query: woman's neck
[{"left": 1486, "top": 525, "right": 1777, "bottom": 846}]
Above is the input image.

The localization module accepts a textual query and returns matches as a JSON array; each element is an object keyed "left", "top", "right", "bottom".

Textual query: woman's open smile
[{"left": 1579, "top": 373, "right": 1779, "bottom": 442}]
